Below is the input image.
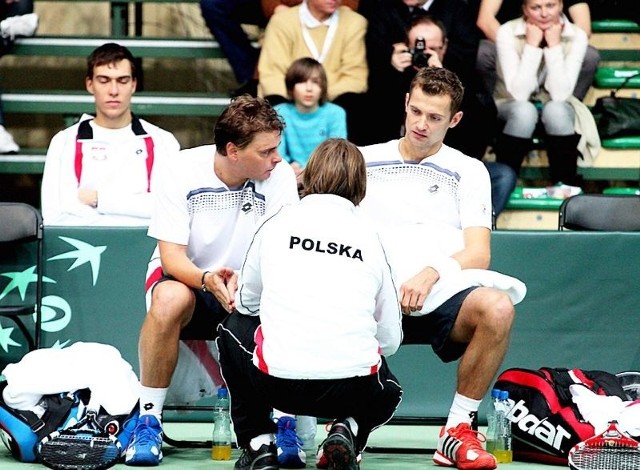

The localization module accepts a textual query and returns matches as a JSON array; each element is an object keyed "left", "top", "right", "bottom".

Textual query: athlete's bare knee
[{"left": 148, "top": 281, "right": 195, "bottom": 324}]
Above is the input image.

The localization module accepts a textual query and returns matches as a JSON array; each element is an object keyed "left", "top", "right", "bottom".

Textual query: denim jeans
[{"left": 199, "top": 0, "right": 265, "bottom": 85}]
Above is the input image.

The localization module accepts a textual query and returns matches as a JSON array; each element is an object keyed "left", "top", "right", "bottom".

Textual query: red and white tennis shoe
[{"left": 434, "top": 423, "right": 497, "bottom": 469}]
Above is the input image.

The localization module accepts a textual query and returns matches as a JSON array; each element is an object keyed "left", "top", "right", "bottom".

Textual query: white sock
[
  {"left": 250, "top": 433, "right": 274, "bottom": 450},
  {"left": 139, "top": 385, "right": 167, "bottom": 420},
  {"left": 445, "top": 392, "right": 481, "bottom": 430}
]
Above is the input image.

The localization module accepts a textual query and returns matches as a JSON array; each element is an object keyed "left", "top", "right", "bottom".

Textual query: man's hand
[
  {"left": 398, "top": 266, "right": 439, "bottom": 315},
  {"left": 204, "top": 267, "right": 238, "bottom": 313},
  {"left": 391, "top": 42, "right": 412, "bottom": 72}
]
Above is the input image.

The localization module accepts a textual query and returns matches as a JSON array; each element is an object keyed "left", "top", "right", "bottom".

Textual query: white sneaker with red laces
[{"left": 434, "top": 423, "right": 497, "bottom": 470}]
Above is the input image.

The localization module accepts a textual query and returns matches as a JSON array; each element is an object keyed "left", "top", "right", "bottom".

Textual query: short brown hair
[
  {"left": 302, "top": 138, "right": 366, "bottom": 206},
  {"left": 409, "top": 66, "right": 464, "bottom": 116},
  {"left": 86, "top": 42, "right": 137, "bottom": 80},
  {"left": 284, "top": 57, "right": 329, "bottom": 105},
  {"left": 214, "top": 95, "right": 285, "bottom": 155}
]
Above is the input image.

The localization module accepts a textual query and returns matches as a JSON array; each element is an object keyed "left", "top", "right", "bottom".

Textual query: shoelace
[
  {"left": 451, "top": 425, "right": 487, "bottom": 449},
  {"left": 134, "top": 421, "right": 162, "bottom": 446},
  {"left": 276, "top": 422, "right": 303, "bottom": 450}
]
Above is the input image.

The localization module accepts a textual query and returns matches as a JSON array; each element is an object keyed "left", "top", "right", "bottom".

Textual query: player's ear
[
  {"left": 225, "top": 142, "right": 239, "bottom": 160},
  {"left": 449, "top": 110, "right": 463, "bottom": 129}
]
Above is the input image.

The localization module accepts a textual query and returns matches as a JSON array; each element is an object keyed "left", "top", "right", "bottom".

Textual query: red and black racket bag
[{"left": 494, "top": 367, "right": 628, "bottom": 465}]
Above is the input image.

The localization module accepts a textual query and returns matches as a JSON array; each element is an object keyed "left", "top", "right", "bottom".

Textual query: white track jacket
[{"left": 235, "top": 194, "right": 402, "bottom": 380}]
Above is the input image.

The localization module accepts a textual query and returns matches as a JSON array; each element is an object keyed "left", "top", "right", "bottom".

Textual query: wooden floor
[{"left": 0, "top": 422, "right": 563, "bottom": 469}]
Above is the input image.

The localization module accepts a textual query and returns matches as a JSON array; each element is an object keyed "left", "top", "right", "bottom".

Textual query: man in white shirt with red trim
[
  {"left": 125, "top": 95, "right": 299, "bottom": 467},
  {"left": 41, "top": 43, "right": 180, "bottom": 226}
]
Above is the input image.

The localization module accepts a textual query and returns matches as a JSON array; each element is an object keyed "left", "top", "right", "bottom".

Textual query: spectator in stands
[
  {"left": 359, "top": 0, "right": 483, "bottom": 145},
  {"left": 0, "top": 0, "right": 38, "bottom": 153},
  {"left": 492, "top": 0, "right": 587, "bottom": 186},
  {"left": 125, "top": 95, "right": 299, "bottom": 467},
  {"left": 199, "top": 0, "right": 358, "bottom": 98},
  {"left": 258, "top": 0, "right": 368, "bottom": 144},
  {"left": 358, "top": 66, "right": 518, "bottom": 470},
  {"left": 275, "top": 57, "right": 347, "bottom": 187},
  {"left": 476, "top": 0, "right": 599, "bottom": 100},
  {"left": 40, "top": 43, "right": 180, "bottom": 227},
  {"left": 199, "top": 0, "right": 267, "bottom": 97},
  {"left": 217, "top": 137, "right": 403, "bottom": 470}
]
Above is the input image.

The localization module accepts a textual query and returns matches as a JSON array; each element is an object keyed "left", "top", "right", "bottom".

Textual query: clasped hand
[{"left": 525, "top": 19, "right": 563, "bottom": 48}]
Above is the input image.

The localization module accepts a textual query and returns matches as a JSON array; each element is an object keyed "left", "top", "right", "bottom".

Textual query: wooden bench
[
  {"left": 590, "top": 19, "right": 640, "bottom": 61},
  {"left": 0, "top": 151, "right": 47, "bottom": 175},
  {"left": 11, "top": 36, "right": 229, "bottom": 59},
  {"left": 496, "top": 187, "right": 564, "bottom": 230},
  {"left": 1, "top": 90, "right": 231, "bottom": 118}
]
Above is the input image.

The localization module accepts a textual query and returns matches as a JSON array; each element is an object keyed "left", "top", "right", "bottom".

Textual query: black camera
[{"left": 411, "top": 36, "right": 431, "bottom": 68}]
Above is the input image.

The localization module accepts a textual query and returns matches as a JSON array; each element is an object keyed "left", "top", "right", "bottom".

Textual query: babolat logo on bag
[
  {"left": 0, "top": 381, "right": 87, "bottom": 462},
  {"left": 494, "top": 367, "right": 628, "bottom": 465}
]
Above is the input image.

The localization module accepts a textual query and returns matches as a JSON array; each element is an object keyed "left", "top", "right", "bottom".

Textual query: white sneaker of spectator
[
  {"left": 1, "top": 13, "right": 39, "bottom": 40},
  {"left": 0, "top": 125, "right": 20, "bottom": 154}
]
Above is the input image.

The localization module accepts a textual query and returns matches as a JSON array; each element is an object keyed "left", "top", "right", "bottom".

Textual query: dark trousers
[
  {"left": 216, "top": 313, "right": 403, "bottom": 451},
  {"left": 199, "top": 0, "right": 264, "bottom": 85}
]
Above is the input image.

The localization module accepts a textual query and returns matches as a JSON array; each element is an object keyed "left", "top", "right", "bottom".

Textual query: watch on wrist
[{"left": 201, "top": 270, "right": 210, "bottom": 293}]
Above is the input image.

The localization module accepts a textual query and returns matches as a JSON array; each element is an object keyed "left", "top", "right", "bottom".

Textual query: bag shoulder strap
[{"left": 611, "top": 72, "right": 640, "bottom": 97}]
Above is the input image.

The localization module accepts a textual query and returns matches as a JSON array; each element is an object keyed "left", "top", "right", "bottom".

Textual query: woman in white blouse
[{"left": 493, "top": 0, "right": 587, "bottom": 186}]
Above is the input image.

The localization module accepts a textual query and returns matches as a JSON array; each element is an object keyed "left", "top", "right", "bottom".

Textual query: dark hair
[
  {"left": 214, "top": 95, "right": 285, "bottom": 155},
  {"left": 406, "top": 12, "right": 447, "bottom": 43},
  {"left": 409, "top": 66, "right": 464, "bottom": 116},
  {"left": 302, "top": 138, "right": 366, "bottom": 206},
  {"left": 86, "top": 42, "right": 137, "bottom": 80},
  {"left": 284, "top": 57, "right": 329, "bottom": 105}
]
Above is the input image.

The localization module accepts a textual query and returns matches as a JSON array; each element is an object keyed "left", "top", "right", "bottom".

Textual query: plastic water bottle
[
  {"left": 296, "top": 415, "right": 318, "bottom": 451},
  {"left": 496, "top": 390, "right": 513, "bottom": 463},
  {"left": 211, "top": 387, "right": 232, "bottom": 460},
  {"left": 485, "top": 388, "right": 501, "bottom": 454}
]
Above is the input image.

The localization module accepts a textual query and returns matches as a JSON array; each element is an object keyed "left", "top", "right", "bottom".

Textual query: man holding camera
[{"left": 359, "top": 0, "right": 482, "bottom": 144}]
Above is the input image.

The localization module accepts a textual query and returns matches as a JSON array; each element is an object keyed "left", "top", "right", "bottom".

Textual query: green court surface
[{"left": 0, "top": 422, "right": 563, "bottom": 469}]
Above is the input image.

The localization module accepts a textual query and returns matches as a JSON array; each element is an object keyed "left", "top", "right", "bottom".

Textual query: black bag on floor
[{"left": 494, "top": 367, "right": 627, "bottom": 465}]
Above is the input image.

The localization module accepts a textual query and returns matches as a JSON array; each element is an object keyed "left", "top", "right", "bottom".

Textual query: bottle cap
[
  {"left": 499, "top": 390, "right": 509, "bottom": 400},
  {"left": 218, "top": 387, "right": 228, "bottom": 398},
  {"left": 491, "top": 388, "right": 501, "bottom": 398}
]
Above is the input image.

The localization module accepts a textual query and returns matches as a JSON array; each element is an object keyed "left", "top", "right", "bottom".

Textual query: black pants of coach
[{"left": 216, "top": 313, "right": 403, "bottom": 452}]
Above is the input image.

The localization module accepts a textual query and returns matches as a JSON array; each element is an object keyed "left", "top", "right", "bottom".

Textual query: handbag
[{"left": 591, "top": 72, "right": 640, "bottom": 139}]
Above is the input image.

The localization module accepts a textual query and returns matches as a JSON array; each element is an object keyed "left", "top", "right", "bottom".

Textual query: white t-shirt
[
  {"left": 236, "top": 194, "right": 402, "bottom": 379},
  {"left": 41, "top": 114, "right": 180, "bottom": 226},
  {"left": 147, "top": 144, "right": 299, "bottom": 271},
  {"left": 358, "top": 140, "right": 492, "bottom": 231}
]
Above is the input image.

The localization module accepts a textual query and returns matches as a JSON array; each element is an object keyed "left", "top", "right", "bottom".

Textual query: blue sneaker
[
  {"left": 276, "top": 416, "right": 306, "bottom": 468},
  {"left": 124, "top": 415, "right": 163, "bottom": 466}
]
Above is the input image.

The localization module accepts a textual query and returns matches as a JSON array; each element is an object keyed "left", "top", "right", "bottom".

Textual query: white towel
[
  {"left": 570, "top": 384, "right": 640, "bottom": 438},
  {"left": 379, "top": 223, "right": 527, "bottom": 315},
  {"left": 2, "top": 342, "right": 139, "bottom": 416}
]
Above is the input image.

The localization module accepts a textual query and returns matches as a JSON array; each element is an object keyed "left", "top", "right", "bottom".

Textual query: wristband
[{"left": 201, "top": 270, "right": 210, "bottom": 293}]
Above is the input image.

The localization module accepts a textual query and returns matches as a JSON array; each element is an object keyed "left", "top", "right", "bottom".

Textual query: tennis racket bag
[
  {"left": 0, "top": 381, "right": 138, "bottom": 463},
  {"left": 0, "top": 381, "right": 88, "bottom": 462},
  {"left": 494, "top": 367, "right": 628, "bottom": 465}
]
